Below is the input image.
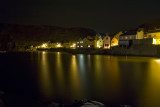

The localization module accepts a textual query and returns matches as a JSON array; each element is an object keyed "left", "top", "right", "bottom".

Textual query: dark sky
[{"left": 0, "top": 0, "right": 160, "bottom": 33}]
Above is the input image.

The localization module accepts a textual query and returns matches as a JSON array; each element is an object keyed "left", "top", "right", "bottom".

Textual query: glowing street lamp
[{"left": 42, "top": 43, "right": 47, "bottom": 48}]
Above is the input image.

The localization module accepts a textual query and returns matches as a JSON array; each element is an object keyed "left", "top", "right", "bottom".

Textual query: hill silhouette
[
  {"left": 138, "top": 19, "right": 160, "bottom": 31},
  {"left": 0, "top": 23, "right": 96, "bottom": 45}
]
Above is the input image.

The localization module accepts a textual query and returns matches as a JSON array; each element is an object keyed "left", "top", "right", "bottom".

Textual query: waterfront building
[
  {"left": 76, "top": 38, "right": 84, "bottom": 48},
  {"left": 63, "top": 41, "right": 76, "bottom": 48},
  {"left": 103, "top": 33, "right": 111, "bottom": 49},
  {"left": 136, "top": 28, "right": 145, "bottom": 39},
  {"left": 111, "top": 31, "right": 123, "bottom": 47},
  {"left": 144, "top": 29, "right": 160, "bottom": 45},
  {"left": 97, "top": 36, "right": 103, "bottom": 48},
  {"left": 83, "top": 36, "right": 95, "bottom": 48},
  {"left": 94, "top": 33, "right": 104, "bottom": 48},
  {"left": 119, "top": 30, "right": 137, "bottom": 47}
]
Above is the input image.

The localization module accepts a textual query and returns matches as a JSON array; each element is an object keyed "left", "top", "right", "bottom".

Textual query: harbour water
[{"left": 1, "top": 51, "right": 160, "bottom": 107}]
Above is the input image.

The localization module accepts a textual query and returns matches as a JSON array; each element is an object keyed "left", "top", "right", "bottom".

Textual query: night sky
[{"left": 0, "top": 0, "right": 160, "bottom": 33}]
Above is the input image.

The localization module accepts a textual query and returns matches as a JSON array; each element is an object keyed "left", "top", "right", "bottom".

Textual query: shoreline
[
  {"left": 35, "top": 46, "right": 160, "bottom": 57},
  {"left": 3, "top": 45, "right": 160, "bottom": 58}
]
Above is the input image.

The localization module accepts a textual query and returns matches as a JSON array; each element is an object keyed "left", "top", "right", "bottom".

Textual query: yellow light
[
  {"left": 57, "top": 44, "right": 61, "bottom": 47},
  {"left": 42, "top": 44, "right": 47, "bottom": 48},
  {"left": 70, "top": 43, "right": 76, "bottom": 48},
  {"left": 154, "top": 59, "right": 160, "bottom": 63},
  {"left": 88, "top": 45, "right": 90, "bottom": 47},
  {"left": 81, "top": 46, "right": 83, "bottom": 47},
  {"left": 153, "top": 38, "right": 156, "bottom": 44}
]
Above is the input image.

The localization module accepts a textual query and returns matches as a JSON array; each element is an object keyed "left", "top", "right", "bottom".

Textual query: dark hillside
[{"left": 0, "top": 23, "right": 96, "bottom": 44}]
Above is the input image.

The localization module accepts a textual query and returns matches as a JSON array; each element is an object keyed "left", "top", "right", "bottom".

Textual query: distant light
[
  {"left": 42, "top": 43, "right": 47, "bottom": 48},
  {"left": 70, "top": 43, "right": 76, "bottom": 48},
  {"left": 154, "top": 59, "right": 160, "bottom": 62},
  {"left": 88, "top": 45, "right": 90, "bottom": 47},
  {"left": 57, "top": 44, "right": 61, "bottom": 47},
  {"left": 81, "top": 45, "right": 83, "bottom": 47},
  {"left": 80, "top": 41, "right": 83, "bottom": 43},
  {"left": 153, "top": 38, "right": 156, "bottom": 44}
]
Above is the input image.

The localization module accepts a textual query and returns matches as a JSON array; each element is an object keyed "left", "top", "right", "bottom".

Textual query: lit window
[
  {"left": 130, "top": 36, "right": 132, "bottom": 39},
  {"left": 88, "top": 45, "right": 90, "bottom": 47},
  {"left": 81, "top": 45, "right": 83, "bottom": 47},
  {"left": 77, "top": 42, "right": 79, "bottom": 44},
  {"left": 121, "top": 37, "right": 123, "bottom": 39},
  {"left": 80, "top": 41, "right": 83, "bottom": 43},
  {"left": 125, "top": 36, "right": 128, "bottom": 39},
  {"left": 77, "top": 46, "right": 79, "bottom": 47}
]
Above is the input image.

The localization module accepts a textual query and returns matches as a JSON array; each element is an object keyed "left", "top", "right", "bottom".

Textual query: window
[
  {"left": 149, "top": 35, "right": 151, "bottom": 38},
  {"left": 80, "top": 41, "right": 83, "bottom": 43},
  {"left": 106, "top": 37, "right": 108, "bottom": 40},
  {"left": 105, "top": 44, "right": 109, "bottom": 46},
  {"left": 77, "top": 42, "right": 79, "bottom": 44},
  {"left": 125, "top": 36, "right": 128, "bottom": 39},
  {"left": 121, "top": 37, "right": 123, "bottom": 39},
  {"left": 130, "top": 36, "right": 132, "bottom": 39}
]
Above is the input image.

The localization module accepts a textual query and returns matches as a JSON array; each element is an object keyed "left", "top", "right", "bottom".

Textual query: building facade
[
  {"left": 119, "top": 30, "right": 137, "bottom": 47},
  {"left": 103, "top": 34, "right": 111, "bottom": 49}
]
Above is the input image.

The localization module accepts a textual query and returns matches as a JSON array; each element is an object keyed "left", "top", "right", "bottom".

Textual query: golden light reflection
[
  {"left": 138, "top": 59, "right": 160, "bottom": 107},
  {"left": 93, "top": 55, "right": 121, "bottom": 99},
  {"left": 70, "top": 55, "right": 83, "bottom": 98},
  {"left": 38, "top": 51, "right": 53, "bottom": 98},
  {"left": 56, "top": 52, "right": 64, "bottom": 89}
]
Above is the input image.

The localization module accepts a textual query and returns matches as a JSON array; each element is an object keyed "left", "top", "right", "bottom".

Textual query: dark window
[
  {"left": 105, "top": 44, "right": 109, "bottom": 46},
  {"left": 149, "top": 35, "right": 151, "bottom": 38}
]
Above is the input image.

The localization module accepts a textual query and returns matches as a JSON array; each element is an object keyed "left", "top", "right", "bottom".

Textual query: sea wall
[{"left": 35, "top": 45, "right": 160, "bottom": 57}]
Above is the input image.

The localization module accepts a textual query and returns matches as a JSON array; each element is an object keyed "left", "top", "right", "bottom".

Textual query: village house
[
  {"left": 111, "top": 31, "right": 123, "bottom": 47},
  {"left": 94, "top": 34, "right": 104, "bottom": 48},
  {"left": 76, "top": 38, "right": 84, "bottom": 48},
  {"left": 144, "top": 28, "right": 160, "bottom": 45},
  {"left": 63, "top": 41, "right": 76, "bottom": 48},
  {"left": 119, "top": 30, "right": 137, "bottom": 47},
  {"left": 82, "top": 36, "right": 95, "bottom": 48},
  {"left": 136, "top": 28, "right": 145, "bottom": 39},
  {"left": 103, "top": 33, "right": 111, "bottom": 49}
]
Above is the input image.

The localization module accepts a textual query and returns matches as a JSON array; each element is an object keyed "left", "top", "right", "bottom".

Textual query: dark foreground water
[{"left": 1, "top": 51, "right": 160, "bottom": 107}]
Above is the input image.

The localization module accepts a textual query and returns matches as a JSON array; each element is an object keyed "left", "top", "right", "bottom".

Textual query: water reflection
[
  {"left": 138, "top": 59, "right": 160, "bottom": 107},
  {"left": 7, "top": 52, "right": 160, "bottom": 106},
  {"left": 56, "top": 52, "right": 65, "bottom": 89},
  {"left": 38, "top": 51, "right": 53, "bottom": 99},
  {"left": 69, "top": 55, "right": 83, "bottom": 99}
]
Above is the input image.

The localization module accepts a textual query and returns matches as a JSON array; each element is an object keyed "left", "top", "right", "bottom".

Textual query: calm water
[{"left": 1, "top": 51, "right": 160, "bottom": 106}]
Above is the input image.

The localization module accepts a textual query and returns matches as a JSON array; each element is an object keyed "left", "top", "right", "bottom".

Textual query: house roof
[
  {"left": 148, "top": 29, "right": 160, "bottom": 33},
  {"left": 120, "top": 30, "right": 137, "bottom": 36},
  {"left": 99, "top": 33, "right": 106, "bottom": 38}
]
